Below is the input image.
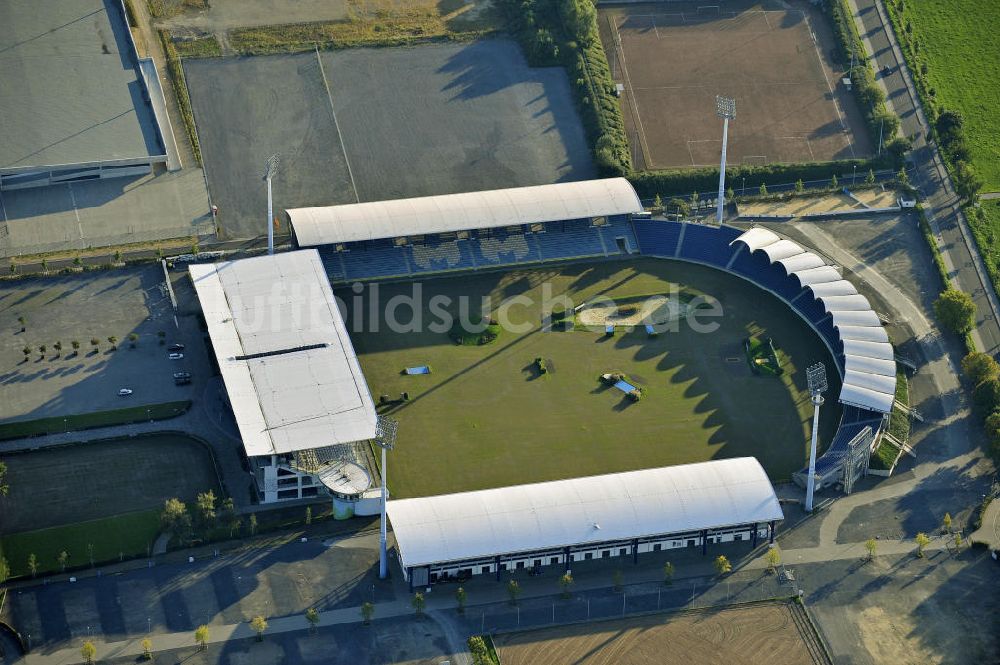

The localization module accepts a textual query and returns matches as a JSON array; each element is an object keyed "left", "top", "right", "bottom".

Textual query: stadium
[{"left": 191, "top": 177, "right": 896, "bottom": 585}]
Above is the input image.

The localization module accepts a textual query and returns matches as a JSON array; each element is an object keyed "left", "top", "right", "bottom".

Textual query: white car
[
  {"left": 168, "top": 353, "right": 184, "bottom": 360},
  {"left": 118, "top": 388, "right": 133, "bottom": 396}
]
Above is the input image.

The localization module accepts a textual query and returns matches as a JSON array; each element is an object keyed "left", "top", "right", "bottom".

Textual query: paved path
[{"left": 848, "top": 0, "right": 1000, "bottom": 355}]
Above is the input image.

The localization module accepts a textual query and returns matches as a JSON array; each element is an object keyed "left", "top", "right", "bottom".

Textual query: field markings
[
  {"left": 802, "top": 13, "right": 856, "bottom": 159},
  {"left": 314, "top": 46, "right": 361, "bottom": 204},
  {"left": 609, "top": 15, "right": 654, "bottom": 169},
  {"left": 67, "top": 183, "right": 84, "bottom": 239}
]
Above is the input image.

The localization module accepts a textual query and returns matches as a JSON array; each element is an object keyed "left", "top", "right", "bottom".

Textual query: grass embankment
[
  {"left": 968, "top": 201, "right": 1000, "bottom": 293},
  {"left": 228, "top": 0, "right": 498, "bottom": 55},
  {"left": 872, "top": 370, "right": 910, "bottom": 471},
  {"left": 173, "top": 36, "right": 222, "bottom": 58},
  {"left": 158, "top": 30, "right": 202, "bottom": 165},
  {"left": 0, "top": 401, "right": 190, "bottom": 441},
  {"left": 0, "top": 511, "right": 161, "bottom": 578}
]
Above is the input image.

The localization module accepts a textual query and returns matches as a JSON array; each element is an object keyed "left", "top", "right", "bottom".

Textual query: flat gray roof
[{"left": 0, "top": 0, "right": 162, "bottom": 172}]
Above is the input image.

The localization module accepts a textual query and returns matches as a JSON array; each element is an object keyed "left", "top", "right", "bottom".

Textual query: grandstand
[{"left": 286, "top": 178, "right": 646, "bottom": 282}]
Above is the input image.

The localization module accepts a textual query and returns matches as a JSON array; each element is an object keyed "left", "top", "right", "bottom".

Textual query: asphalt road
[{"left": 851, "top": 0, "right": 1000, "bottom": 355}]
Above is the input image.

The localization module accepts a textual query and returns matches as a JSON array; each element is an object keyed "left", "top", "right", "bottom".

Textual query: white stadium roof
[
  {"left": 190, "top": 250, "right": 377, "bottom": 457},
  {"left": 731, "top": 228, "right": 896, "bottom": 414},
  {"left": 286, "top": 178, "right": 644, "bottom": 247},
  {"left": 387, "top": 458, "right": 783, "bottom": 570}
]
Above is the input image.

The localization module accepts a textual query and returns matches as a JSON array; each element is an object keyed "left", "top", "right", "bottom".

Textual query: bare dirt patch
[
  {"left": 598, "top": 0, "right": 871, "bottom": 170},
  {"left": 495, "top": 602, "right": 825, "bottom": 665}
]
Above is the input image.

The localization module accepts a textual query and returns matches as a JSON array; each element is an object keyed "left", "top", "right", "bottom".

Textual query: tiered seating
[
  {"left": 477, "top": 233, "right": 536, "bottom": 264},
  {"left": 678, "top": 224, "right": 740, "bottom": 267},
  {"left": 410, "top": 238, "right": 475, "bottom": 273},
  {"left": 340, "top": 245, "right": 410, "bottom": 281},
  {"left": 533, "top": 225, "right": 604, "bottom": 261},
  {"left": 632, "top": 219, "right": 683, "bottom": 257},
  {"left": 320, "top": 248, "right": 346, "bottom": 283}
]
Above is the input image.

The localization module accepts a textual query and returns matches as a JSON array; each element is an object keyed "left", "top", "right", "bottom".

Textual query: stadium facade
[{"left": 387, "top": 458, "right": 783, "bottom": 589}]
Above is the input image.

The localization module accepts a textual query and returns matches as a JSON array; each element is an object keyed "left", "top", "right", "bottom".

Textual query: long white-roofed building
[
  {"left": 387, "top": 458, "right": 783, "bottom": 588},
  {"left": 190, "top": 249, "right": 380, "bottom": 509}
]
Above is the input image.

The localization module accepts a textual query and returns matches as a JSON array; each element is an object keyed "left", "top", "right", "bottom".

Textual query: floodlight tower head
[
  {"left": 263, "top": 154, "right": 280, "bottom": 182},
  {"left": 806, "top": 362, "right": 828, "bottom": 405},
  {"left": 263, "top": 154, "right": 280, "bottom": 255},
  {"left": 716, "top": 95, "right": 736, "bottom": 120}
]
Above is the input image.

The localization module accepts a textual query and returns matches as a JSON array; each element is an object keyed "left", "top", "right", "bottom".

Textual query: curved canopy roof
[
  {"left": 287, "top": 178, "right": 644, "bottom": 247},
  {"left": 731, "top": 227, "right": 896, "bottom": 414},
  {"left": 387, "top": 458, "right": 783, "bottom": 569}
]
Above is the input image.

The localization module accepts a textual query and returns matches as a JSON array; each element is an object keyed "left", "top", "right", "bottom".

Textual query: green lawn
[
  {"left": 900, "top": 0, "right": 1000, "bottom": 190},
  {"left": 0, "top": 510, "right": 161, "bottom": 578},
  {"left": 342, "top": 259, "right": 842, "bottom": 498},
  {"left": 0, "top": 400, "right": 190, "bottom": 441}
]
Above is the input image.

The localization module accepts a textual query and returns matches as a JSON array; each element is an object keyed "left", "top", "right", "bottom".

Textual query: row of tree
[
  {"left": 160, "top": 492, "right": 256, "bottom": 545},
  {"left": 962, "top": 351, "right": 1000, "bottom": 461}
]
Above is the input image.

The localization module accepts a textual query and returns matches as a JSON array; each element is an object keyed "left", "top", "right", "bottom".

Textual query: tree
[
  {"left": 830, "top": 173, "right": 838, "bottom": 188},
  {"left": 17, "top": 315, "right": 25, "bottom": 332},
  {"left": 249, "top": 513, "right": 258, "bottom": 536},
  {"left": 468, "top": 636, "right": 490, "bottom": 665},
  {"left": 28, "top": 553, "right": 38, "bottom": 578},
  {"left": 961, "top": 352, "right": 1000, "bottom": 386},
  {"left": 9, "top": 263, "right": 15, "bottom": 275},
  {"left": 250, "top": 615, "right": 267, "bottom": 641},
  {"left": 53, "top": 341, "right": 62, "bottom": 357},
  {"left": 726, "top": 186, "right": 735, "bottom": 201},
  {"left": 90, "top": 338, "right": 100, "bottom": 352},
  {"left": 795, "top": 179, "right": 804, "bottom": 194},
  {"left": 21, "top": 346, "right": 30, "bottom": 360},
  {"left": 764, "top": 546, "right": 782, "bottom": 574},
  {"left": 974, "top": 381, "right": 1000, "bottom": 417},
  {"left": 81, "top": 640, "right": 97, "bottom": 664},
  {"left": 759, "top": 183, "right": 768, "bottom": 196},
  {"left": 40, "top": 258, "right": 48, "bottom": 272},
  {"left": 107, "top": 336, "right": 118, "bottom": 350},
  {"left": 411, "top": 592, "right": 426, "bottom": 616},
  {"left": 57, "top": 550, "right": 69, "bottom": 572},
  {"left": 0, "top": 460, "right": 8, "bottom": 496},
  {"left": 865, "top": 538, "right": 878, "bottom": 561},
  {"left": 506, "top": 578, "right": 521, "bottom": 605},
  {"left": 161, "top": 497, "right": 192, "bottom": 543},
  {"left": 714, "top": 555, "right": 732, "bottom": 576},
  {"left": 915, "top": 532, "right": 931, "bottom": 557},
  {"left": 360, "top": 601, "right": 375, "bottom": 625},
  {"left": 559, "top": 572, "right": 574, "bottom": 598},
  {"left": 128, "top": 332, "right": 139, "bottom": 348},
  {"left": 669, "top": 197, "right": 690, "bottom": 219},
  {"left": 114, "top": 250, "right": 124, "bottom": 264},
  {"left": 195, "top": 490, "right": 217, "bottom": 530},
  {"left": 653, "top": 193, "right": 663, "bottom": 211},
  {"left": 612, "top": 569, "right": 624, "bottom": 592},
  {"left": 690, "top": 191, "right": 699, "bottom": 209},
  {"left": 455, "top": 586, "right": 467, "bottom": 613},
  {"left": 141, "top": 637, "right": 153, "bottom": 660},
  {"left": 305, "top": 607, "right": 320, "bottom": 633},
  {"left": 194, "top": 624, "right": 209, "bottom": 650},
  {"left": 38, "top": 344, "right": 46, "bottom": 358},
  {"left": 866, "top": 168, "right": 876, "bottom": 185},
  {"left": 663, "top": 562, "right": 675, "bottom": 585},
  {"left": 934, "top": 289, "right": 976, "bottom": 334},
  {"left": 942, "top": 512, "right": 953, "bottom": 533},
  {"left": 305, "top": 506, "right": 312, "bottom": 525},
  {"left": 74, "top": 256, "right": 83, "bottom": 267},
  {"left": 71, "top": 340, "right": 80, "bottom": 354},
  {"left": 954, "top": 160, "right": 983, "bottom": 202},
  {"left": 953, "top": 531, "right": 964, "bottom": 553},
  {"left": 0, "top": 557, "right": 9, "bottom": 584}
]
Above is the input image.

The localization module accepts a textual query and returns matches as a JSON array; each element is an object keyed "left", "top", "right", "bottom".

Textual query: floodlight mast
[
  {"left": 715, "top": 96, "right": 736, "bottom": 224},
  {"left": 374, "top": 417, "right": 398, "bottom": 579},
  {"left": 805, "top": 363, "right": 828, "bottom": 512},
  {"left": 263, "top": 154, "right": 280, "bottom": 255}
]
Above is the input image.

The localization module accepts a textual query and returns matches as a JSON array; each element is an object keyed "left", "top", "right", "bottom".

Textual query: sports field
[
  {"left": 495, "top": 602, "right": 826, "bottom": 665},
  {"left": 342, "top": 259, "right": 842, "bottom": 498},
  {"left": 598, "top": 0, "right": 870, "bottom": 170},
  {"left": 0, "top": 434, "right": 220, "bottom": 534},
  {"left": 185, "top": 40, "right": 594, "bottom": 240}
]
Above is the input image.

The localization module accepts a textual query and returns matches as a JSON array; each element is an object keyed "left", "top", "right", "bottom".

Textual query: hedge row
[
  {"left": 883, "top": 1, "right": 983, "bottom": 203},
  {"left": 499, "top": 0, "right": 630, "bottom": 175},
  {"left": 628, "top": 158, "right": 889, "bottom": 199},
  {"left": 825, "top": 0, "right": 901, "bottom": 149}
]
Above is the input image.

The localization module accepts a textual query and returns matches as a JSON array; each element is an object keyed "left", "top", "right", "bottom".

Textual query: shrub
[
  {"left": 535, "top": 357, "right": 548, "bottom": 374},
  {"left": 961, "top": 352, "right": 1000, "bottom": 386},
  {"left": 972, "top": 380, "right": 1000, "bottom": 416},
  {"left": 933, "top": 289, "right": 976, "bottom": 334}
]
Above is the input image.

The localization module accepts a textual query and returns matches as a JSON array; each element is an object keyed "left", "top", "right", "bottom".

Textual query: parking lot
[{"left": 0, "top": 266, "right": 194, "bottom": 426}]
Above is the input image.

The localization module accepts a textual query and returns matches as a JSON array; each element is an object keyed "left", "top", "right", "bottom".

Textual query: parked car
[
  {"left": 168, "top": 353, "right": 184, "bottom": 360},
  {"left": 173, "top": 371, "right": 191, "bottom": 379},
  {"left": 168, "top": 343, "right": 185, "bottom": 352},
  {"left": 118, "top": 388, "right": 133, "bottom": 396}
]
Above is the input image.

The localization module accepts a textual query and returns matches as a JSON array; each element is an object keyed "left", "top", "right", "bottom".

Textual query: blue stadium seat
[
  {"left": 678, "top": 224, "right": 739, "bottom": 267},
  {"left": 632, "top": 219, "right": 682, "bottom": 257}
]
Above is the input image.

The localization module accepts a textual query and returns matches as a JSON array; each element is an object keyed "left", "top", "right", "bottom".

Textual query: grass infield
[{"left": 342, "top": 259, "right": 841, "bottom": 498}]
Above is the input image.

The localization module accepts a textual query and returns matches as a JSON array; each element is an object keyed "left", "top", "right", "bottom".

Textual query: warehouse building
[{"left": 387, "top": 457, "right": 783, "bottom": 589}]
